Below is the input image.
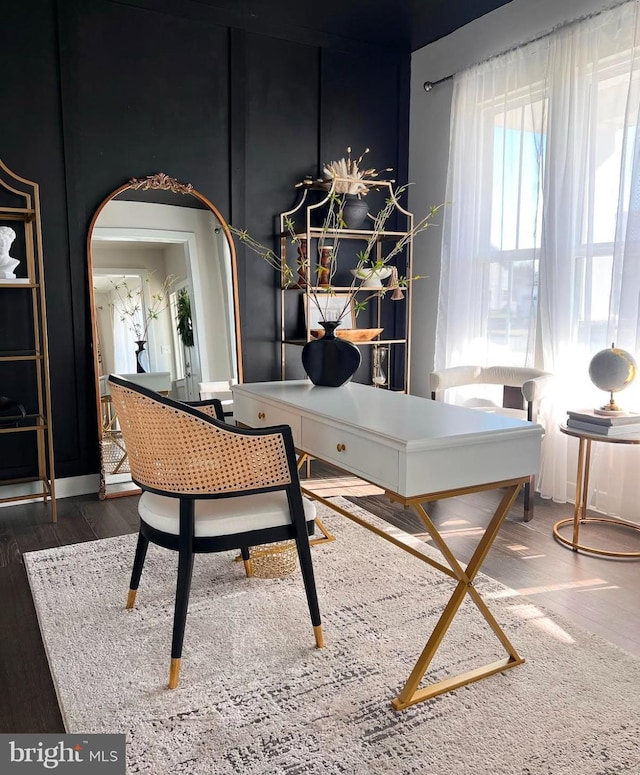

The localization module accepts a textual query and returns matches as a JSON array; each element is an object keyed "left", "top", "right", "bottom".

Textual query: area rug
[{"left": 25, "top": 498, "right": 640, "bottom": 774}]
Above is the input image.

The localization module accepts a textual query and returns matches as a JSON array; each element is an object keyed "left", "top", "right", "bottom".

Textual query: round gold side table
[{"left": 554, "top": 424, "right": 640, "bottom": 558}]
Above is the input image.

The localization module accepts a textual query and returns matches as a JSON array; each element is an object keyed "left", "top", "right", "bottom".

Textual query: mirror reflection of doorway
[{"left": 87, "top": 178, "right": 243, "bottom": 499}]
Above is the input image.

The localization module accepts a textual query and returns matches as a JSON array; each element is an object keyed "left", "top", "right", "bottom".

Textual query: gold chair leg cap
[
  {"left": 242, "top": 559, "right": 254, "bottom": 578},
  {"left": 313, "top": 624, "right": 325, "bottom": 649},
  {"left": 169, "top": 658, "right": 181, "bottom": 689},
  {"left": 126, "top": 589, "right": 137, "bottom": 609}
]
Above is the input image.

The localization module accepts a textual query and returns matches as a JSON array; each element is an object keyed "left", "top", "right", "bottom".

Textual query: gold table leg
[
  {"left": 307, "top": 481, "right": 526, "bottom": 710},
  {"left": 553, "top": 437, "right": 640, "bottom": 557},
  {"left": 391, "top": 484, "right": 524, "bottom": 710}
]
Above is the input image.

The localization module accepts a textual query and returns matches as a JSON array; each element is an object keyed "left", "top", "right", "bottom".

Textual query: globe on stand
[{"left": 588, "top": 343, "right": 637, "bottom": 415}]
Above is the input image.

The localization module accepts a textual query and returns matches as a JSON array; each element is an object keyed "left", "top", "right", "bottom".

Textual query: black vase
[
  {"left": 341, "top": 194, "right": 369, "bottom": 229},
  {"left": 135, "top": 340, "right": 147, "bottom": 373},
  {"left": 301, "top": 321, "right": 361, "bottom": 387}
]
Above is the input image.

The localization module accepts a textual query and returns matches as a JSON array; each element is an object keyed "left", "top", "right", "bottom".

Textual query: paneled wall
[{"left": 0, "top": 0, "right": 409, "bottom": 482}]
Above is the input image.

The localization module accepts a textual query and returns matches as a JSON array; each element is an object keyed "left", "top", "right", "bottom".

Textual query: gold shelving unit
[
  {"left": 278, "top": 179, "right": 414, "bottom": 392},
  {"left": 0, "top": 160, "right": 56, "bottom": 521}
]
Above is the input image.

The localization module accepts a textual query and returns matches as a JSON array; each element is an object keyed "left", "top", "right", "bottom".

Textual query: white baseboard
[{"left": 0, "top": 474, "right": 100, "bottom": 508}]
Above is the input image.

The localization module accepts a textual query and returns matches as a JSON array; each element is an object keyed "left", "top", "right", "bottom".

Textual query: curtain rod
[
  {"left": 423, "top": 75, "right": 453, "bottom": 92},
  {"left": 422, "top": 0, "right": 634, "bottom": 93}
]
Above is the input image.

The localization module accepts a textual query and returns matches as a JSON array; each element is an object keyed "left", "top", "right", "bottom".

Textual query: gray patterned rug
[{"left": 25, "top": 498, "right": 640, "bottom": 774}]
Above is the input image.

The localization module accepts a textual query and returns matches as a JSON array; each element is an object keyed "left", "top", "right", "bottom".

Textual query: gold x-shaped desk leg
[
  {"left": 305, "top": 480, "right": 525, "bottom": 710},
  {"left": 391, "top": 483, "right": 524, "bottom": 710}
]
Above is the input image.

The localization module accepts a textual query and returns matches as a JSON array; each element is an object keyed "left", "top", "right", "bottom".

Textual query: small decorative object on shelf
[
  {"left": 0, "top": 226, "right": 19, "bottom": 279},
  {"left": 340, "top": 195, "right": 369, "bottom": 229},
  {"left": 311, "top": 327, "right": 382, "bottom": 342},
  {"left": 372, "top": 345, "right": 388, "bottom": 387},
  {"left": 321, "top": 148, "right": 382, "bottom": 195},
  {"left": 588, "top": 342, "right": 637, "bottom": 414},
  {"left": 350, "top": 265, "right": 392, "bottom": 288},
  {"left": 318, "top": 246, "right": 332, "bottom": 287},
  {"left": 321, "top": 148, "right": 391, "bottom": 230}
]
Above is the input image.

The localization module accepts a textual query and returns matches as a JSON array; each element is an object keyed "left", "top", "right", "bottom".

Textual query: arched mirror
[{"left": 87, "top": 173, "right": 243, "bottom": 498}]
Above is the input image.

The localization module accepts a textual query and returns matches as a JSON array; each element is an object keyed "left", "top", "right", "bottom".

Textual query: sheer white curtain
[{"left": 438, "top": 0, "right": 640, "bottom": 514}]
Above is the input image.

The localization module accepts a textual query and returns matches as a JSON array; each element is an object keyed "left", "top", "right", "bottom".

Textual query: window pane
[
  {"left": 484, "top": 258, "right": 537, "bottom": 361},
  {"left": 491, "top": 102, "right": 545, "bottom": 251}
]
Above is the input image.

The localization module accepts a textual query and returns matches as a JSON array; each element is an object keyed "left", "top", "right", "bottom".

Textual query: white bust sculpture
[{"left": 0, "top": 226, "right": 19, "bottom": 280}]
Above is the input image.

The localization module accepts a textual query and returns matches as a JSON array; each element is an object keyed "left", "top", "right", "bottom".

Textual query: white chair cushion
[{"left": 139, "top": 491, "right": 316, "bottom": 537}]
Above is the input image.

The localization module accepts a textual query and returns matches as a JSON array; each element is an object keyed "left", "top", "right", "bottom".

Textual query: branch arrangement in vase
[
  {"left": 108, "top": 272, "right": 176, "bottom": 343},
  {"left": 230, "top": 148, "right": 444, "bottom": 327}
]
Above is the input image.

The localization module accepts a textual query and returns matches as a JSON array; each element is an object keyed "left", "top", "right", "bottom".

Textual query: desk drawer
[
  {"left": 302, "top": 418, "right": 398, "bottom": 490},
  {"left": 233, "top": 394, "right": 301, "bottom": 446}
]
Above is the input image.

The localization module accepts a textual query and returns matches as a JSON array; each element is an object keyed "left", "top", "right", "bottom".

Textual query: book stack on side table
[{"left": 566, "top": 409, "right": 640, "bottom": 436}]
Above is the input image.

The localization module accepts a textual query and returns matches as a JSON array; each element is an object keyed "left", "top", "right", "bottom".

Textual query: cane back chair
[
  {"left": 108, "top": 374, "right": 323, "bottom": 689},
  {"left": 429, "top": 365, "right": 552, "bottom": 522}
]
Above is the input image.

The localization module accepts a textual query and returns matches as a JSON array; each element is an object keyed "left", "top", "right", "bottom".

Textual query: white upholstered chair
[
  {"left": 429, "top": 365, "right": 552, "bottom": 521},
  {"left": 108, "top": 374, "right": 323, "bottom": 689}
]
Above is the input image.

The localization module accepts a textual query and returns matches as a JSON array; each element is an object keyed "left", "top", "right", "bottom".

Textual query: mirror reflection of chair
[
  {"left": 108, "top": 374, "right": 324, "bottom": 689},
  {"left": 100, "top": 373, "right": 171, "bottom": 476},
  {"left": 198, "top": 379, "right": 236, "bottom": 419},
  {"left": 429, "top": 365, "right": 553, "bottom": 521}
]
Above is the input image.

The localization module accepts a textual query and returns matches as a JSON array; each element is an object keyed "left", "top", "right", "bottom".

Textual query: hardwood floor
[{"left": 1, "top": 466, "right": 638, "bottom": 733}]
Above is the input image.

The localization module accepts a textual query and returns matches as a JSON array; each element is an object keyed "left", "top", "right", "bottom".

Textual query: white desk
[{"left": 233, "top": 380, "right": 543, "bottom": 709}]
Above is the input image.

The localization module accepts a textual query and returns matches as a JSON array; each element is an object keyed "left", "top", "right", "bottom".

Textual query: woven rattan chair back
[{"left": 109, "top": 380, "right": 292, "bottom": 496}]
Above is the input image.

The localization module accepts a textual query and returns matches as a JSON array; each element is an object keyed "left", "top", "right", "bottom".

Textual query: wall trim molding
[{"left": 0, "top": 474, "right": 100, "bottom": 508}]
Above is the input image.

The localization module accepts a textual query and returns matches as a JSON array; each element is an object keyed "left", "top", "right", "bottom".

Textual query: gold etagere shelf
[
  {"left": 0, "top": 159, "right": 56, "bottom": 521},
  {"left": 278, "top": 178, "right": 414, "bottom": 392}
]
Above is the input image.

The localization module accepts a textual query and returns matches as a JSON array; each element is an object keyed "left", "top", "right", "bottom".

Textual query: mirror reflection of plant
[
  {"left": 109, "top": 272, "right": 176, "bottom": 342},
  {"left": 230, "top": 177, "right": 443, "bottom": 326},
  {"left": 176, "top": 288, "right": 194, "bottom": 348}
]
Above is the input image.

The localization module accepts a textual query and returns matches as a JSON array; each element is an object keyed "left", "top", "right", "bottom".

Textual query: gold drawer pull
[
  {"left": 336, "top": 443, "right": 346, "bottom": 452},
  {"left": 258, "top": 412, "right": 266, "bottom": 420}
]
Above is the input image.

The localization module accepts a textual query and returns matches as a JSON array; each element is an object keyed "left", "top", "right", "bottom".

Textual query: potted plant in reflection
[
  {"left": 109, "top": 272, "right": 175, "bottom": 373},
  {"left": 175, "top": 288, "right": 194, "bottom": 348},
  {"left": 230, "top": 147, "right": 444, "bottom": 386}
]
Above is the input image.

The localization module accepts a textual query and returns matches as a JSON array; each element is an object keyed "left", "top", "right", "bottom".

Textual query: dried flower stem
[{"left": 109, "top": 272, "right": 176, "bottom": 342}]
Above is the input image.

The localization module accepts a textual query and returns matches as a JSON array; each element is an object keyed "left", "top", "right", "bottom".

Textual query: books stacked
[{"left": 566, "top": 409, "right": 640, "bottom": 436}]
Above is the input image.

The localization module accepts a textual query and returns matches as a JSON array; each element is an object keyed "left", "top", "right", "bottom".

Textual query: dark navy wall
[{"left": 0, "top": 0, "right": 410, "bottom": 480}]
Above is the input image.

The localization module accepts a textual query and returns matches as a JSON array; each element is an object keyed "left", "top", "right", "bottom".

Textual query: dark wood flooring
[{"left": 1, "top": 464, "right": 639, "bottom": 733}]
